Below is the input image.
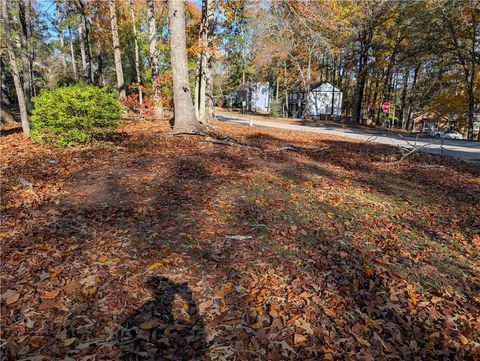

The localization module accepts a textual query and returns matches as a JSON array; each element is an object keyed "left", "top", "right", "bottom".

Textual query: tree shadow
[
  {"left": 115, "top": 276, "right": 208, "bottom": 360},
  {"left": 2, "top": 125, "right": 479, "bottom": 360}
]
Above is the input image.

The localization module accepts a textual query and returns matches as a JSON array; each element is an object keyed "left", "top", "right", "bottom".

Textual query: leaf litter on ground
[{"left": 1, "top": 119, "right": 479, "bottom": 360}]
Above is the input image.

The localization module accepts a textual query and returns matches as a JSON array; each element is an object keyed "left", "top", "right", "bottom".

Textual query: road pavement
[{"left": 217, "top": 115, "right": 480, "bottom": 163}]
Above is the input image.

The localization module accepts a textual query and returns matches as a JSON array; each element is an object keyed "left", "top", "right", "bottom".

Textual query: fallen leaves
[
  {"left": 63, "top": 280, "right": 81, "bottom": 295},
  {"left": 294, "top": 333, "right": 308, "bottom": 345},
  {"left": 148, "top": 261, "right": 163, "bottom": 270},
  {"left": 139, "top": 318, "right": 163, "bottom": 330},
  {"left": 1, "top": 120, "right": 479, "bottom": 360},
  {"left": 2, "top": 289, "right": 20, "bottom": 305},
  {"left": 41, "top": 289, "right": 61, "bottom": 300}
]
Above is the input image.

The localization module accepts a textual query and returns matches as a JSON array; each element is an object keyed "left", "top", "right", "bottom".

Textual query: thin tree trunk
[
  {"left": 204, "top": 0, "right": 215, "bottom": 121},
  {"left": 130, "top": 0, "right": 142, "bottom": 104},
  {"left": 147, "top": 0, "right": 163, "bottom": 119},
  {"left": 399, "top": 68, "right": 409, "bottom": 129},
  {"left": 168, "top": 0, "right": 203, "bottom": 134},
  {"left": 276, "top": 76, "right": 279, "bottom": 101},
  {"left": 405, "top": 65, "right": 419, "bottom": 132},
  {"left": 330, "top": 56, "right": 336, "bottom": 116},
  {"left": 78, "top": 23, "right": 87, "bottom": 76},
  {"left": 109, "top": 0, "right": 125, "bottom": 99},
  {"left": 284, "top": 66, "right": 288, "bottom": 117},
  {"left": 2, "top": 0, "right": 30, "bottom": 136},
  {"left": 17, "top": 0, "right": 32, "bottom": 111},
  {"left": 354, "top": 29, "right": 375, "bottom": 123},
  {"left": 78, "top": 0, "right": 94, "bottom": 83},
  {"left": 56, "top": 3, "right": 67, "bottom": 71},
  {"left": 195, "top": 0, "right": 211, "bottom": 122},
  {"left": 68, "top": 28, "right": 78, "bottom": 79},
  {"left": 25, "top": 0, "right": 35, "bottom": 98},
  {"left": 96, "top": 37, "right": 106, "bottom": 86},
  {"left": 205, "top": 52, "right": 215, "bottom": 120}
]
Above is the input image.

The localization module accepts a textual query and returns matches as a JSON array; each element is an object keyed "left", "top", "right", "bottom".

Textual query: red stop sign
[{"left": 382, "top": 102, "right": 390, "bottom": 113}]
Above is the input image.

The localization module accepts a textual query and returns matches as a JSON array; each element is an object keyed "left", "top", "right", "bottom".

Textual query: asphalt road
[{"left": 217, "top": 115, "right": 480, "bottom": 163}]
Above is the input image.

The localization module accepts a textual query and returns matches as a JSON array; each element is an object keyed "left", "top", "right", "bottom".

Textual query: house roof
[{"left": 289, "top": 80, "right": 342, "bottom": 93}]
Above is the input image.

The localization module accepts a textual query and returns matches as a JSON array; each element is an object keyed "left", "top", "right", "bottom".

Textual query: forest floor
[{"left": 1, "top": 120, "right": 479, "bottom": 360}]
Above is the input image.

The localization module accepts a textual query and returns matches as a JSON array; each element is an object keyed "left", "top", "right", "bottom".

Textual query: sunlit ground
[{"left": 1, "top": 120, "right": 479, "bottom": 360}]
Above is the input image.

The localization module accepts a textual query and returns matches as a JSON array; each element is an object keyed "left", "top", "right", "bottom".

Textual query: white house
[
  {"left": 231, "top": 82, "right": 271, "bottom": 113},
  {"left": 288, "top": 81, "right": 343, "bottom": 119},
  {"left": 249, "top": 83, "right": 270, "bottom": 113}
]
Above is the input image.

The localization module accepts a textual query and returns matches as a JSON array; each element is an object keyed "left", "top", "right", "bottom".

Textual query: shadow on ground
[{"left": 1, "top": 123, "right": 479, "bottom": 360}]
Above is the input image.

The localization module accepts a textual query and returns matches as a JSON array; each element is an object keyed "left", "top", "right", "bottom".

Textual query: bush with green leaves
[
  {"left": 269, "top": 99, "right": 282, "bottom": 118},
  {"left": 31, "top": 84, "right": 123, "bottom": 146}
]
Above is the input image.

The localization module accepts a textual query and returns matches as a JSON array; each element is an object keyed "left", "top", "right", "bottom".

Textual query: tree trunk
[
  {"left": 353, "top": 45, "right": 368, "bottom": 122},
  {"left": 330, "top": 56, "right": 336, "bottom": 116},
  {"left": 147, "top": 0, "right": 163, "bottom": 119},
  {"left": 96, "top": 37, "right": 106, "bottom": 86},
  {"left": 109, "top": 0, "right": 125, "bottom": 99},
  {"left": 405, "top": 65, "right": 419, "bottom": 132},
  {"left": 168, "top": 0, "right": 204, "bottom": 134},
  {"left": 399, "top": 68, "right": 409, "bottom": 129},
  {"left": 78, "top": 23, "right": 88, "bottom": 77},
  {"left": 284, "top": 66, "right": 288, "bottom": 117},
  {"left": 354, "top": 30, "right": 374, "bottom": 123},
  {"left": 195, "top": 0, "right": 212, "bottom": 122},
  {"left": 466, "top": 69, "right": 475, "bottom": 140},
  {"left": 204, "top": 0, "right": 215, "bottom": 121},
  {"left": 56, "top": 3, "right": 67, "bottom": 71},
  {"left": 78, "top": 0, "right": 94, "bottom": 83},
  {"left": 205, "top": 53, "right": 215, "bottom": 120},
  {"left": 2, "top": 0, "right": 30, "bottom": 136},
  {"left": 17, "top": 0, "right": 32, "bottom": 111},
  {"left": 68, "top": 28, "right": 78, "bottom": 79},
  {"left": 130, "top": 0, "right": 142, "bottom": 104}
]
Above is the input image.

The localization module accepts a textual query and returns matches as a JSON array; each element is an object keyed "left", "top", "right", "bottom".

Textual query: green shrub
[
  {"left": 269, "top": 99, "right": 282, "bottom": 118},
  {"left": 31, "top": 84, "right": 123, "bottom": 147}
]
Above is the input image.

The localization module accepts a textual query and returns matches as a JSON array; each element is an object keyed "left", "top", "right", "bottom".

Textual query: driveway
[{"left": 217, "top": 115, "right": 480, "bottom": 163}]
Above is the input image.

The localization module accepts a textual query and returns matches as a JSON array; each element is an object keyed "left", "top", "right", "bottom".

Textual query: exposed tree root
[{"left": 204, "top": 135, "right": 329, "bottom": 153}]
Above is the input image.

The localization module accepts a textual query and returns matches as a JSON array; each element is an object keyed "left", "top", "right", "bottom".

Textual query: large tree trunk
[
  {"left": 2, "top": 0, "right": 30, "bottom": 136},
  {"left": 147, "top": 0, "right": 163, "bottom": 119},
  {"left": 130, "top": 0, "right": 142, "bottom": 104},
  {"left": 168, "top": 0, "right": 204, "bottom": 134},
  {"left": 109, "top": 0, "right": 125, "bottom": 99},
  {"left": 56, "top": 2, "right": 67, "bottom": 71}
]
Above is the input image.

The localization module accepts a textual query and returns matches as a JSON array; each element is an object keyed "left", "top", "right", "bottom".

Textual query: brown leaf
[
  {"left": 30, "top": 336, "right": 44, "bottom": 348},
  {"left": 41, "top": 289, "right": 61, "bottom": 300},
  {"left": 139, "top": 319, "right": 162, "bottom": 330},
  {"left": 63, "top": 280, "right": 82, "bottom": 295},
  {"left": 63, "top": 337, "right": 77, "bottom": 347},
  {"left": 431, "top": 296, "right": 445, "bottom": 304},
  {"left": 39, "top": 300, "right": 62, "bottom": 310},
  {"left": 2, "top": 289, "right": 20, "bottom": 305},
  {"left": 294, "top": 333, "right": 307, "bottom": 345}
]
